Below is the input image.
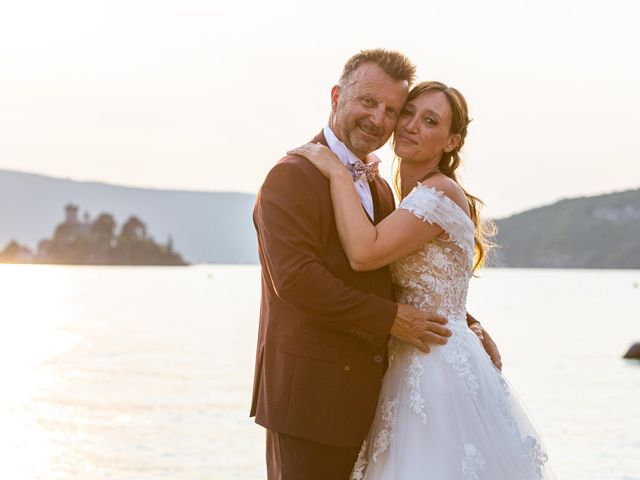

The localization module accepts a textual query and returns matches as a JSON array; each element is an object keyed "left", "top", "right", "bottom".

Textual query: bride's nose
[{"left": 403, "top": 115, "right": 419, "bottom": 133}]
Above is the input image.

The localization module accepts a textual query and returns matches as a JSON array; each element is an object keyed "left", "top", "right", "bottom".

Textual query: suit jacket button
[
  {"left": 343, "top": 365, "right": 351, "bottom": 372},
  {"left": 373, "top": 354, "right": 383, "bottom": 364}
]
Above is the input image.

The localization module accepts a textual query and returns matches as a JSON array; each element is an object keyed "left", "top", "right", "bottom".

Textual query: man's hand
[
  {"left": 391, "top": 304, "right": 451, "bottom": 353},
  {"left": 469, "top": 321, "right": 502, "bottom": 371}
]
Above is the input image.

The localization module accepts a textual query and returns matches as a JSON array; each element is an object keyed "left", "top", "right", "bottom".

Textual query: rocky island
[{"left": 0, "top": 204, "right": 187, "bottom": 266}]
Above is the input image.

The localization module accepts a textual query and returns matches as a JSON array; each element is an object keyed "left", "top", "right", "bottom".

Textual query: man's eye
[{"left": 362, "top": 97, "right": 375, "bottom": 106}]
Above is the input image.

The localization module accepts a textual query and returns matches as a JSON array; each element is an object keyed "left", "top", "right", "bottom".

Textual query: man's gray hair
[{"left": 339, "top": 49, "right": 416, "bottom": 87}]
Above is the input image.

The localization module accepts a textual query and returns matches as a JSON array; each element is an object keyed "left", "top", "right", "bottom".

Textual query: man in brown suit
[{"left": 251, "top": 49, "right": 501, "bottom": 479}]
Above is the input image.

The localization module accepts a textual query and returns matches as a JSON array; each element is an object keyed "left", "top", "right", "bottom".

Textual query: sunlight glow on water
[
  {"left": 1, "top": 264, "right": 639, "bottom": 479},
  {"left": 0, "top": 266, "right": 80, "bottom": 478}
]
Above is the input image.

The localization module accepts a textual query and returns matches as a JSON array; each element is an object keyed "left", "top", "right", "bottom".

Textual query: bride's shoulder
[{"left": 419, "top": 174, "right": 470, "bottom": 217}]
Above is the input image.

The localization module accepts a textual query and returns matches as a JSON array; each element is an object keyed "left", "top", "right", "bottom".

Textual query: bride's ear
[
  {"left": 331, "top": 85, "right": 341, "bottom": 112},
  {"left": 445, "top": 134, "right": 462, "bottom": 153}
]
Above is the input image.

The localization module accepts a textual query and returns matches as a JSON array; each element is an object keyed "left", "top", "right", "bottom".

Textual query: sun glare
[{"left": 0, "top": 264, "right": 80, "bottom": 477}]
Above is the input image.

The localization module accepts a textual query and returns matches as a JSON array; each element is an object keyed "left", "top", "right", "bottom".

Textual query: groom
[{"left": 252, "top": 49, "right": 501, "bottom": 479}]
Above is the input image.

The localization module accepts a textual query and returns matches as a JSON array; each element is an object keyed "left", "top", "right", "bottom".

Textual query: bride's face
[{"left": 393, "top": 90, "right": 460, "bottom": 164}]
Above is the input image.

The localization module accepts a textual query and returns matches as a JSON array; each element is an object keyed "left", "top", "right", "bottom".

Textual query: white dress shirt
[{"left": 323, "top": 125, "right": 379, "bottom": 220}]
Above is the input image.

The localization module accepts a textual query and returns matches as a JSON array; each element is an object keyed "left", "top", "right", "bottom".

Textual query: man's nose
[{"left": 369, "top": 105, "right": 385, "bottom": 126}]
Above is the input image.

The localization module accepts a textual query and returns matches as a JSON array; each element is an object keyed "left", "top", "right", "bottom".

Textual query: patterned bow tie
[{"left": 350, "top": 159, "right": 379, "bottom": 182}]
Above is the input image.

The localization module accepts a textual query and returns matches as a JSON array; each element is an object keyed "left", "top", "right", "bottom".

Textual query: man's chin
[{"left": 350, "top": 136, "right": 382, "bottom": 157}]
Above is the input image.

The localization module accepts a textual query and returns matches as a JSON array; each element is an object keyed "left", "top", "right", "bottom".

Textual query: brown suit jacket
[{"left": 251, "top": 131, "right": 398, "bottom": 447}]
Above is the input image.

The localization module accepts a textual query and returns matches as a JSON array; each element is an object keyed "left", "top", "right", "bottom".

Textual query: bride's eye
[
  {"left": 423, "top": 116, "right": 437, "bottom": 126},
  {"left": 400, "top": 108, "right": 411, "bottom": 116}
]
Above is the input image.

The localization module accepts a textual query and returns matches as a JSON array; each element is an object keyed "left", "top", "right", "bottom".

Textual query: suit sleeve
[{"left": 254, "top": 161, "right": 397, "bottom": 347}]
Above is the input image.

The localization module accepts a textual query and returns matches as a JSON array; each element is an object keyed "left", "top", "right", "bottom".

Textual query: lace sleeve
[{"left": 398, "top": 183, "right": 475, "bottom": 256}]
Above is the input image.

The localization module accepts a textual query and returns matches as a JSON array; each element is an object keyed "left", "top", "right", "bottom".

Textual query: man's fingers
[
  {"left": 407, "top": 337, "right": 430, "bottom": 353},
  {"left": 433, "top": 324, "right": 452, "bottom": 337},
  {"left": 484, "top": 342, "right": 502, "bottom": 370},
  {"left": 480, "top": 330, "right": 503, "bottom": 370},
  {"left": 491, "top": 354, "right": 503, "bottom": 371},
  {"left": 424, "top": 313, "right": 447, "bottom": 324},
  {"left": 419, "top": 322, "right": 451, "bottom": 337},
  {"left": 421, "top": 332, "right": 448, "bottom": 345},
  {"left": 490, "top": 350, "right": 503, "bottom": 370},
  {"left": 470, "top": 325, "right": 484, "bottom": 341}
]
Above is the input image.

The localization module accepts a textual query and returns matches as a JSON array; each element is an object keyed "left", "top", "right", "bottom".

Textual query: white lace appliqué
[
  {"left": 406, "top": 349, "right": 427, "bottom": 423},
  {"left": 462, "top": 444, "right": 487, "bottom": 479},
  {"left": 394, "top": 183, "right": 478, "bottom": 395},
  {"left": 371, "top": 397, "right": 399, "bottom": 462},
  {"left": 445, "top": 326, "right": 480, "bottom": 399},
  {"left": 350, "top": 440, "right": 368, "bottom": 480},
  {"left": 525, "top": 435, "right": 549, "bottom": 477},
  {"left": 496, "top": 375, "right": 550, "bottom": 478}
]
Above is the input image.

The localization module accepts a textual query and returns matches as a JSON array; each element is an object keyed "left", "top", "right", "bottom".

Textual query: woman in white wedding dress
[{"left": 290, "top": 81, "right": 555, "bottom": 479}]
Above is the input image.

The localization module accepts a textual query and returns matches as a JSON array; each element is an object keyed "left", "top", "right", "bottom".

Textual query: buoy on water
[{"left": 623, "top": 342, "right": 640, "bottom": 359}]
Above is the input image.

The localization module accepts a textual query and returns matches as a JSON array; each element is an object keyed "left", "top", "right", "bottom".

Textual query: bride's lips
[{"left": 397, "top": 134, "right": 417, "bottom": 145}]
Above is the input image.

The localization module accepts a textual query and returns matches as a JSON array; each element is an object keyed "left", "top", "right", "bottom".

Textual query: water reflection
[
  {"left": 0, "top": 265, "right": 79, "bottom": 478},
  {"left": 1, "top": 265, "right": 638, "bottom": 479},
  {"left": 1, "top": 264, "right": 265, "bottom": 479}
]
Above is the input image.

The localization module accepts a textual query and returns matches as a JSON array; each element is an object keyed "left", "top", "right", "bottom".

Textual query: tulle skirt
[{"left": 350, "top": 323, "right": 556, "bottom": 480}]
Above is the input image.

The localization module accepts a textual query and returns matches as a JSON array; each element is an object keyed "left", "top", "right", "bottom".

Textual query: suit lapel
[
  {"left": 371, "top": 174, "right": 397, "bottom": 225},
  {"left": 369, "top": 179, "right": 382, "bottom": 225}
]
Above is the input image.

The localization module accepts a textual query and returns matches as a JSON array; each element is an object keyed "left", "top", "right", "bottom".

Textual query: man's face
[{"left": 330, "top": 63, "right": 409, "bottom": 160}]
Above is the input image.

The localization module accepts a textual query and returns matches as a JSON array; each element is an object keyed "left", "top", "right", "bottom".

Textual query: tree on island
[
  {"left": 0, "top": 204, "right": 187, "bottom": 266},
  {"left": 0, "top": 240, "right": 33, "bottom": 263}
]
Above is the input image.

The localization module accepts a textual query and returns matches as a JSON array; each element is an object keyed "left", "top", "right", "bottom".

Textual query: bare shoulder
[{"left": 420, "top": 174, "right": 471, "bottom": 217}]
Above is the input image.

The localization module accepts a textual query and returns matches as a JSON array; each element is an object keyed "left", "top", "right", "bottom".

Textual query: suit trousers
[{"left": 266, "top": 430, "right": 361, "bottom": 480}]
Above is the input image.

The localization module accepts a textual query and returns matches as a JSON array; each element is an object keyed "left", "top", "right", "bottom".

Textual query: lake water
[{"left": 1, "top": 264, "right": 639, "bottom": 479}]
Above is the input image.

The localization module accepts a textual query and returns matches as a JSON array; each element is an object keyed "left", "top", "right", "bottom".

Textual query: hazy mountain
[
  {"left": 0, "top": 169, "right": 257, "bottom": 264},
  {"left": 493, "top": 188, "right": 640, "bottom": 268},
  {"left": 3, "top": 169, "right": 639, "bottom": 268}
]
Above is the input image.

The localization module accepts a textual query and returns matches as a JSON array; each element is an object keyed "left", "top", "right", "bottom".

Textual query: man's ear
[{"left": 330, "top": 85, "right": 341, "bottom": 113}]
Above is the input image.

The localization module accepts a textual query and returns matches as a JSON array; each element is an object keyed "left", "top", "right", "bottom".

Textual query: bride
[{"left": 289, "top": 81, "right": 555, "bottom": 479}]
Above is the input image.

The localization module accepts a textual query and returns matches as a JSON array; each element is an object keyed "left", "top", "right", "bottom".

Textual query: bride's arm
[
  {"left": 288, "top": 143, "right": 448, "bottom": 271},
  {"left": 326, "top": 171, "right": 444, "bottom": 271}
]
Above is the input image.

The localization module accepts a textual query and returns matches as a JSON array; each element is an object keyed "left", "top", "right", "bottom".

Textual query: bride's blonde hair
[{"left": 392, "top": 81, "right": 496, "bottom": 272}]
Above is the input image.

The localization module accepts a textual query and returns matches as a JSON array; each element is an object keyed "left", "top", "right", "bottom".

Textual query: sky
[{"left": 1, "top": 0, "right": 638, "bottom": 218}]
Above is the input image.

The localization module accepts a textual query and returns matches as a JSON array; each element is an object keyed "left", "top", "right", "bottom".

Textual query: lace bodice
[{"left": 391, "top": 183, "right": 475, "bottom": 325}]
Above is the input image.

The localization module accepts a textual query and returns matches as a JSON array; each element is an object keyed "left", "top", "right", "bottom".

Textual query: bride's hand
[{"left": 287, "top": 143, "right": 347, "bottom": 179}]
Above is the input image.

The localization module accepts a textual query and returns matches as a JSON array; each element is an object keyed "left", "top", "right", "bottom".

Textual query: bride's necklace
[
  {"left": 418, "top": 170, "right": 442, "bottom": 183},
  {"left": 401, "top": 170, "right": 443, "bottom": 198}
]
